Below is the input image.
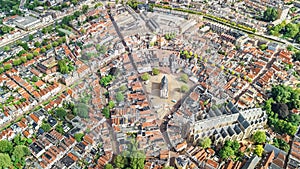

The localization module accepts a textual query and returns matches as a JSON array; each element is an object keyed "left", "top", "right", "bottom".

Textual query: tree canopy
[
  {"left": 108, "top": 101, "right": 115, "bottom": 109},
  {"left": 180, "top": 74, "right": 189, "bottom": 83},
  {"left": 58, "top": 60, "right": 69, "bottom": 74},
  {"left": 152, "top": 68, "right": 160, "bottom": 75},
  {"left": 263, "top": 7, "right": 278, "bottom": 22},
  {"left": 73, "top": 103, "right": 89, "bottom": 118},
  {"left": 74, "top": 133, "right": 84, "bottom": 142},
  {"left": 119, "top": 85, "right": 127, "bottom": 91},
  {"left": 199, "top": 137, "right": 211, "bottom": 149},
  {"left": 163, "top": 167, "right": 174, "bottom": 169},
  {"left": 0, "top": 153, "right": 12, "bottom": 168},
  {"left": 55, "top": 108, "right": 67, "bottom": 120},
  {"left": 41, "top": 122, "right": 52, "bottom": 132},
  {"left": 0, "top": 140, "right": 13, "bottom": 153},
  {"left": 12, "top": 145, "right": 30, "bottom": 161},
  {"left": 265, "top": 87, "right": 300, "bottom": 136},
  {"left": 271, "top": 85, "right": 300, "bottom": 109},
  {"left": 254, "top": 145, "right": 264, "bottom": 157},
  {"left": 219, "top": 140, "right": 242, "bottom": 160},
  {"left": 113, "top": 139, "right": 146, "bottom": 169},
  {"left": 116, "top": 92, "right": 125, "bottom": 103},
  {"left": 104, "top": 164, "right": 114, "bottom": 169},
  {"left": 273, "top": 138, "right": 290, "bottom": 152},
  {"left": 102, "top": 107, "right": 110, "bottom": 119},
  {"left": 252, "top": 131, "right": 266, "bottom": 144},
  {"left": 100, "top": 75, "right": 114, "bottom": 87},
  {"left": 180, "top": 85, "right": 189, "bottom": 93},
  {"left": 141, "top": 73, "right": 150, "bottom": 81}
]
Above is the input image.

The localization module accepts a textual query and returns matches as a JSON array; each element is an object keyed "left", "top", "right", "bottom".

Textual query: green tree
[
  {"left": 52, "top": 41, "right": 59, "bottom": 47},
  {"left": 4, "top": 64, "right": 12, "bottom": 70},
  {"left": 104, "top": 164, "right": 114, "bottom": 169},
  {"left": 27, "top": 53, "right": 33, "bottom": 60},
  {"left": 13, "top": 134, "right": 23, "bottom": 145},
  {"left": 152, "top": 68, "right": 160, "bottom": 75},
  {"left": 29, "top": 34, "right": 34, "bottom": 41},
  {"left": 141, "top": 73, "right": 150, "bottom": 81},
  {"left": 116, "top": 92, "right": 124, "bottom": 103},
  {"left": 56, "top": 108, "right": 67, "bottom": 120},
  {"left": 102, "top": 107, "right": 110, "bottom": 118},
  {"left": 96, "top": 44, "right": 106, "bottom": 54},
  {"left": 0, "top": 68, "right": 4, "bottom": 74},
  {"left": 0, "top": 140, "right": 13, "bottom": 153},
  {"left": 259, "top": 44, "right": 267, "bottom": 50},
  {"left": 3, "top": 46, "right": 10, "bottom": 52},
  {"left": 129, "top": 151, "right": 146, "bottom": 169},
  {"left": 41, "top": 123, "right": 51, "bottom": 132},
  {"left": 180, "top": 85, "right": 189, "bottom": 93},
  {"left": 254, "top": 145, "right": 264, "bottom": 157},
  {"left": 55, "top": 124, "right": 64, "bottom": 134},
  {"left": 82, "top": 5, "right": 89, "bottom": 13},
  {"left": 40, "top": 47, "right": 46, "bottom": 53},
  {"left": 12, "top": 145, "right": 30, "bottom": 160},
  {"left": 263, "top": 7, "right": 278, "bottom": 21},
  {"left": 26, "top": 138, "right": 33, "bottom": 144},
  {"left": 46, "top": 44, "right": 52, "bottom": 50},
  {"left": 95, "top": 2, "right": 103, "bottom": 8},
  {"left": 34, "top": 41, "right": 41, "bottom": 48},
  {"left": 1, "top": 26, "right": 13, "bottom": 34},
  {"left": 252, "top": 131, "right": 266, "bottom": 144},
  {"left": 100, "top": 75, "right": 114, "bottom": 86},
  {"left": 58, "top": 60, "right": 69, "bottom": 74},
  {"left": 74, "top": 133, "right": 84, "bottom": 142},
  {"left": 219, "top": 146, "right": 234, "bottom": 159},
  {"left": 180, "top": 74, "right": 189, "bottom": 83},
  {"left": 71, "top": 0, "right": 78, "bottom": 5},
  {"left": 288, "top": 114, "right": 300, "bottom": 126},
  {"left": 13, "top": 59, "right": 22, "bottom": 66},
  {"left": 285, "top": 23, "right": 299, "bottom": 38},
  {"left": 119, "top": 85, "right": 127, "bottom": 91},
  {"left": 199, "top": 137, "right": 211, "bottom": 149},
  {"left": 163, "top": 167, "right": 175, "bottom": 169},
  {"left": 273, "top": 138, "right": 290, "bottom": 152},
  {"left": 0, "top": 153, "right": 12, "bottom": 168},
  {"left": 17, "top": 49, "right": 26, "bottom": 56},
  {"left": 114, "top": 154, "right": 128, "bottom": 168},
  {"left": 232, "top": 140, "right": 240, "bottom": 152},
  {"left": 73, "top": 103, "right": 89, "bottom": 118},
  {"left": 33, "top": 51, "right": 39, "bottom": 57},
  {"left": 108, "top": 101, "right": 115, "bottom": 109},
  {"left": 20, "top": 56, "right": 27, "bottom": 63},
  {"left": 32, "top": 76, "right": 38, "bottom": 82}
]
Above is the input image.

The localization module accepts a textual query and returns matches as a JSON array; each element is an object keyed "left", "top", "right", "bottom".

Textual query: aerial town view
[{"left": 1, "top": 0, "right": 300, "bottom": 168}]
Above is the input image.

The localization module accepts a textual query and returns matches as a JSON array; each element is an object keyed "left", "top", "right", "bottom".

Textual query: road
[{"left": 234, "top": 57, "right": 276, "bottom": 101}]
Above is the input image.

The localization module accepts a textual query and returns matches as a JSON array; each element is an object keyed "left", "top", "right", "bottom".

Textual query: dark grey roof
[
  {"left": 220, "top": 128, "right": 228, "bottom": 138},
  {"left": 241, "top": 155, "right": 261, "bottom": 169},
  {"left": 161, "top": 75, "right": 168, "bottom": 89},
  {"left": 237, "top": 115, "right": 250, "bottom": 129},
  {"left": 227, "top": 126, "right": 235, "bottom": 136},
  {"left": 234, "top": 125, "right": 242, "bottom": 134},
  {"left": 264, "top": 144, "right": 287, "bottom": 157},
  {"left": 208, "top": 109, "right": 216, "bottom": 118}
]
